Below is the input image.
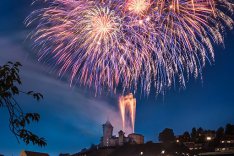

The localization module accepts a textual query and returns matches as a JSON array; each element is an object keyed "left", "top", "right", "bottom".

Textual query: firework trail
[
  {"left": 119, "top": 93, "right": 136, "bottom": 133},
  {"left": 26, "top": 0, "right": 234, "bottom": 95}
]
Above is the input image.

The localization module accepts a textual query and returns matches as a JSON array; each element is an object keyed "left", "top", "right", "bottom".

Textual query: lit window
[{"left": 206, "top": 136, "right": 212, "bottom": 141}]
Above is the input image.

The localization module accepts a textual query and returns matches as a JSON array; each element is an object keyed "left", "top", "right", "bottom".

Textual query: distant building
[
  {"left": 183, "top": 142, "right": 203, "bottom": 151},
  {"left": 215, "top": 135, "right": 234, "bottom": 152},
  {"left": 20, "top": 150, "right": 49, "bottom": 156},
  {"left": 100, "top": 120, "right": 144, "bottom": 147},
  {"left": 203, "top": 130, "right": 216, "bottom": 141},
  {"left": 128, "top": 133, "right": 144, "bottom": 144}
]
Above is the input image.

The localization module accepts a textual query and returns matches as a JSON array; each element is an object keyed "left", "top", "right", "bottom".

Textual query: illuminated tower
[
  {"left": 118, "top": 130, "right": 125, "bottom": 146},
  {"left": 102, "top": 120, "right": 113, "bottom": 147}
]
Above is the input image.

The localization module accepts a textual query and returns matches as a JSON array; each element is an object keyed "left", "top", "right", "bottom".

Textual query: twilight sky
[{"left": 0, "top": 0, "right": 234, "bottom": 155}]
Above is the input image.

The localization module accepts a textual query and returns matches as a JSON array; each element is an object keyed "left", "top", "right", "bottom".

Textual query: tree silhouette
[
  {"left": 180, "top": 131, "right": 191, "bottom": 142},
  {"left": 225, "top": 124, "right": 234, "bottom": 135},
  {"left": 197, "top": 127, "right": 205, "bottom": 143},
  {"left": 191, "top": 127, "right": 197, "bottom": 142},
  {"left": 159, "top": 128, "right": 175, "bottom": 143},
  {"left": 0, "top": 62, "right": 46, "bottom": 147},
  {"left": 211, "top": 126, "right": 225, "bottom": 147}
]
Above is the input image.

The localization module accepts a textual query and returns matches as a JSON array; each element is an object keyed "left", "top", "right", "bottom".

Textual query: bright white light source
[
  {"left": 140, "top": 151, "right": 143, "bottom": 155},
  {"left": 206, "top": 136, "right": 212, "bottom": 141},
  {"left": 161, "top": 150, "right": 165, "bottom": 154}
]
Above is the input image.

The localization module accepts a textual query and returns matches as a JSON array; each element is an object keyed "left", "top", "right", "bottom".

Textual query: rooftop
[
  {"left": 103, "top": 120, "right": 113, "bottom": 127},
  {"left": 20, "top": 150, "right": 49, "bottom": 156}
]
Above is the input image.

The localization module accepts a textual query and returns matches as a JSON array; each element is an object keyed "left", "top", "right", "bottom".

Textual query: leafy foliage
[
  {"left": 0, "top": 61, "right": 46, "bottom": 147},
  {"left": 225, "top": 124, "right": 234, "bottom": 135},
  {"left": 158, "top": 128, "right": 175, "bottom": 143},
  {"left": 179, "top": 131, "right": 191, "bottom": 142}
]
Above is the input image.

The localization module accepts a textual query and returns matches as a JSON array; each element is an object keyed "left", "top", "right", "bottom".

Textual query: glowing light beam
[{"left": 119, "top": 93, "right": 136, "bottom": 133}]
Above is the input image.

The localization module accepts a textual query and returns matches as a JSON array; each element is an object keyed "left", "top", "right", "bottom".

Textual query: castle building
[
  {"left": 100, "top": 120, "right": 144, "bottom": 147},
  {"left": 102, "top": 120, "right": 114, "bottom": 147}
]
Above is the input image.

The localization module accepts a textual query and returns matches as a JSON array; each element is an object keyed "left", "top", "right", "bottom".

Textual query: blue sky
[{"left": 0, "top": 0, "right": 234, "bottom": 155}]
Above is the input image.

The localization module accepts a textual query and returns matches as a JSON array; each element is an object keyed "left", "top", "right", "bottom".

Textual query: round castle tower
[{"left": 102, "top": 120, "right": 113, "bottom": 147}]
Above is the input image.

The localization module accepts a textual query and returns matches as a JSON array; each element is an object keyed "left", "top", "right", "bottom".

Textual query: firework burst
[
  {"left": 27, "top": 0, "right": 234, "bottom": 95},
  {"left": 126, "top": 0, "right": 151, "bottom": 15}
]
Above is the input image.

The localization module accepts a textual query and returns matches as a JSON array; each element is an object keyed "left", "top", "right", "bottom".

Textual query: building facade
[
  {"left": 215, "top": 135, "right": 234, "bottom": 152},
  {"left": 100, "top": 120, "right": 144, "bottom": 147}
]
